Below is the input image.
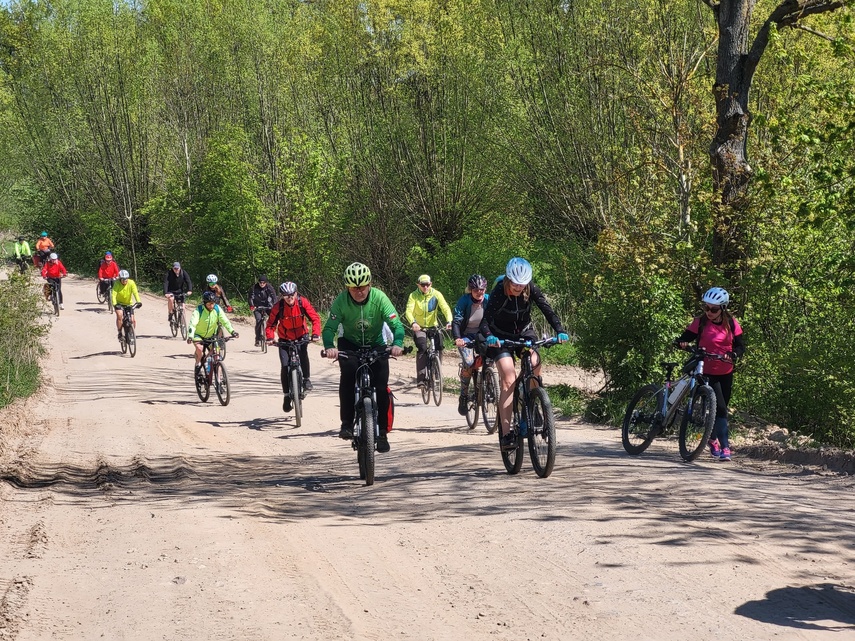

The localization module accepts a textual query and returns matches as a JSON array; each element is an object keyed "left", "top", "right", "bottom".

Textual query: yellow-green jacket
[
  {"left": 188, "top": 304, "right": 234, "bottom": 339},
  {"left": 111, "top": 279, "right": 141, "bottom": 307},
  {"left": 405, "top": 287, "right": 453, "bottom": 329}
]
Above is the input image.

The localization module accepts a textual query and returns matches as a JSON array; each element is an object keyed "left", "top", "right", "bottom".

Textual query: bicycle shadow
[
  {"left": 76, "top": 307, "right": 109, "bottom": 314},
  {"left": 735, "top": 583, "right": 855, "bottom": 632},
  {"left": 197, "top": 416, "right": 302, "bottom": 432},
  {"left": 70, "top": 351, "right": 121, "bottom": 360}
]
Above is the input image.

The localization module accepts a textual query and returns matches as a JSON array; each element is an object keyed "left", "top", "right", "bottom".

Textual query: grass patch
[{"left": 0, "top": 271, "right": 47, "bottom": 407}]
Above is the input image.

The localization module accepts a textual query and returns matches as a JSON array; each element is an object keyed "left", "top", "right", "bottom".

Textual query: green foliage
[{"left": 0, "top": 272, "right": 47, "bottom": 407}]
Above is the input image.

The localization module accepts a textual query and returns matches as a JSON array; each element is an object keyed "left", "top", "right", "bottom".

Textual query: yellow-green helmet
[{"left": 344, "top": 262, "right": 371, "bottom": 287}]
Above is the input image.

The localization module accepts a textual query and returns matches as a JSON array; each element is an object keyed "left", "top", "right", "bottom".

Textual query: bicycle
[
  {"left": 255, "top": 307, "right": 271, "bottom": 353},
  {"left": 621, "top": 346, "right": 721, "bottom": 462},
  {"left": 322, "top": 345, "right": 413, "bottom": 486},
  {"left": 195, "top": 336, "right": 233, "bottom": 406},
  {"left": 45, "top": 278, "right": 61, "bottom": 316},
  {"left": 117, "top": 302, "right": 142, "bottom": 357},
  {"left": 275, "top": 336, "right": 312, "bottom": 427},
  {"left": 460, "top": 338, "right": 500, "bottom": 433},
  {"left": 167, "top": 293, "right": 188, "bottom": 339},
  {"left": 495, "top": 337, "right": 559, "bottom": 478},
  {"left": 419, "top": 327, "right": 444, "bottom": 406},
  {"left": 97, "top": 278, "right": 115, "bottom": 312}
]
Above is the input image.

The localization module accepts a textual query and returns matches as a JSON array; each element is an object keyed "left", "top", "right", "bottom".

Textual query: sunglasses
[
  {"left": 704, "top": 305, "right": 722, "bottom": 313},
  {"left": 419, "top": 282, "right": 431, "bottom": 287}
]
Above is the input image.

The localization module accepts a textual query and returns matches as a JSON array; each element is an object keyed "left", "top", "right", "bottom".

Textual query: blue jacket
[{"left": 452, "top": 293, "right": 489, "bottom": 339}]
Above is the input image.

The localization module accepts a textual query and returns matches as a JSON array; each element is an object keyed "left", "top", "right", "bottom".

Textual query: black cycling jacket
[
  {"left": 480, "top": 280, "right": 565, "bottom": 339},
  {"left": 164, "top": 269, "right": 193, "bottom": 294}
]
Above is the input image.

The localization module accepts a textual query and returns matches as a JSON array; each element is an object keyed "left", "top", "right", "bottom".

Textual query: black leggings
[
  {"left": 337, "top": 337, "right": 391, "bottom": 432},
  {"left": 706, "top": 372, "right": 733, "bottom": 419},
  {"left": 278, "top": 342, "right": 310, "bottom": 394}
]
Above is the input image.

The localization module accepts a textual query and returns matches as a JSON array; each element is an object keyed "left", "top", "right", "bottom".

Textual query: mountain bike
[
  {"left": 117, "top": 302, "right": 142, "bottom": 357},
  {"left": 495, "top": 337, "right": 559, "bottom": 478},
  {"left": 196, "top": 336, "right": 233, "bottom": 406},
  {"left": 275, "top": 336, "right": 312, "bottom": 427},
  {"left": 420, "top": 327, "right": 444, "bottom": 406},
  {"left": 45, "top": 278, "right": 61, "bottom": 316},
  {"left": 255, "top": 307, "right": 271, "bottom": 353},
  {"left": 97, "top": 278, "right": 115, "bottom": 312},
  {"left": 621, "top": 346, "right": 721, "bottom": 462},
  {"left": 16, "top": 256, "right": 28, "bottom": 274},
  {"left": 167, "top": 293, "right": 188, "bottom": 339},
  {"left": 461, "top": 338, "right": 500, "bottom": 433},
  {"left": 322, "top": 345, "right": 413, "bottom": 486}
]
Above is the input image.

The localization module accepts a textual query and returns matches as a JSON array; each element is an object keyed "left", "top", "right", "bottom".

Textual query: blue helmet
[{"left": 505, "top": 257, "right": 533, "bottom": 286}]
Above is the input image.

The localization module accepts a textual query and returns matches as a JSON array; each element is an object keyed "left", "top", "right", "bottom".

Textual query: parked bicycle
[
  {"left": 167, "top": 293, "right": 188, "bottom": 339},
  {"left": 322, "top": 345, "right": 413, "bottom": 486},
  {"left": 117, "top": 302, "right": 142, "bottom": 357},
  {"left": 621, "top": 346, "right": 721, "bottom": 461},
  {"left": 196, "top": 336, "right": 232, "bottom": 406},
  {"left": 256, "top": 307, "right": 271, "bottom": 353},
  {"left": 275, "top": 336, "right": 312, "bottom": 427},
  {"left": 420, "top": 326, "right": 444, "bottom": 406},
  {"left": 496, "top": 337, "right": 559, "bottom": 478},
  {"left": 461, "top": 338, "right": 500, "bottom": 433},
  {"left": 97, "top": 278, "right": 115, "bottom": 312}
]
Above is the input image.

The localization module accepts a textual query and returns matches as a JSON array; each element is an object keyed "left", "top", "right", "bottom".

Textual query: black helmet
[
  {"left": 202, "top": 291, "right": 216, "bottom": 303},
  {"left": 468, "top": 274, "right": 488, "bottom": 290},
  {"left": 258, "top": 274, "right": 268, "bottom": 283},
  {"left": 17, "top": 235, "right": 25, "bottom": 241}
]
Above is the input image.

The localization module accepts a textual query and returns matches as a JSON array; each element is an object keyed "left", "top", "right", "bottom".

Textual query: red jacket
[
  {"left": 41, "top": 260, "right": 67, "bottom": 279},
  {"left": 98, "top": 259, "right": 120, "bottom": 279},
  {"left": 266, "top": 296, "right": 321, "bottom": 341}
]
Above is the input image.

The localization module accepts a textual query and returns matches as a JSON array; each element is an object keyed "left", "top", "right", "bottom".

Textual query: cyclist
[
  {"left": 111, "top": 270, "right": 142, "bottom": 340},
  {"left": 405, "top": 274, "right": 453, "bottom": 390},
  {"left": 676, "top": 287, "right": 745, "bottom": 462},
  {"left": 97, "top": 251, "right": 120, "bottom": 299},
  {"left": 13, "top": 236, "right": 32, "bottom": 272},
  {"left": 452, "top": 274, "right": 490, "bottom": 415},
  {"left": 205, "top": 274, "right": 232, "bottom": 312},
  {"left": 40, "top": 252, "right": 67, "bottom": 309},
  {"left": 322, "top": 262, "right": 405, "bottom": 453},
  {"left": 248, "top": 274, "right": 277, "bottom": 346},
  {"left": 480, "top": 257, "right": 569, "bottom": 451},
  {"left": 187, "top": 291, "right": 239, "bottom": 382},
  {"left": 265, "top": 281, "right": 321, "bottom": 412},
  {"left": 34, "top": 231, "right": 55, "bottom": 267},
  {"left": 164, "top": 262, "right": 193, "bottom": 323}
]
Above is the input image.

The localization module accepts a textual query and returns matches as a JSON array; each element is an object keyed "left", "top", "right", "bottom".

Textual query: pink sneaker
[
  {"left": 708, "top": 438, "right": 721, "bottom": 458},
  {"left": 720, "top": 447, "right": 732, "bottom": 461}
]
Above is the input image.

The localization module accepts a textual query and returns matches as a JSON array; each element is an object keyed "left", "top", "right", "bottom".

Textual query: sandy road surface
[{"left": 1, "top": 275, "right": 854, "bottom": 641}]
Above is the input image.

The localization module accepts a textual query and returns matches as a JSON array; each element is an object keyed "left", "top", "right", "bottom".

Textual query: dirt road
[{"left": 1, "top": 275, "right": 854, "bottom": 640}]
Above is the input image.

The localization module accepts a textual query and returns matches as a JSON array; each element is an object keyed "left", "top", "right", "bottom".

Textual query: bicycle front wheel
[
  {"left": 96, "top": 282, "right": 106, "bottom": 304},
  {"left": 126, "top": 326, "right": 137, "bottom": 358},
  {"left": 465, "top": 372, "right": 479, "bottom": 430},
  {"left": 52, "top": 289, "right": 60, "bottom": 316},
  {"left": 214, "top": 362, "right": 230, "bottom": 406},
  {"left": 290, "top": 367, "right": 302, "bottom": 427},
  {"left": 261, "top": 336, "right": 267, "bottom": 353},
  {"left": 178, "top": 309, "right": 187, "bottom": 340},
  {"left": 169, "top": 312, "right": 178, "bottom": 337},
  {"left": 481, "top": 367, "right": 500, "bottom": 434},
  {"left": 501, "top": 392, "right": 525, "bottom": 475},
  {"left": 431, "top": 355, "right": 443, "bottom": 406},
  {"left": 528, "top": 386, "right": 556, "bottom": 478},
  {"left": 119, "top": 331, "right": 127, "bottom": 354},
  {"left": 359, "top": 397, "right": 376, "bottom": 486},
  {"left": 678, "top": 384, "right": 716, "bottom": 461},
  {"left": 621, "top": 384, "right": 662, "bottom": 455},
  {"left": 420, "top": 365, "right": 431, "bottom": 404},
  {"left": 196, "top": 366, "right": 211, "bottom": 402}
]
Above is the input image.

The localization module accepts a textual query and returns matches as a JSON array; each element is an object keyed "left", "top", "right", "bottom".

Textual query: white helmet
[
  {"left": 702, "top": 287, "right": 729, "bottom": 308},
  {"left": 206, "top": 274, "right": 218, "bottom": 284},
  {"left": 49, "top": 252, "right": 58, "bottom": 260},
  {"left": 119, "top": 269, "right": 130, "bottom": 279},
  {"left": 505, "top": 257, "right": 533, "bottom": 286}
]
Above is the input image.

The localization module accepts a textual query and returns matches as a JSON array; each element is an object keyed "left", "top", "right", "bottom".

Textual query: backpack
[
  {"left": 277, "top": 295, "right": 309, "bottom": 320},
  {"left": 197, "top": 303, "right": 222, "bottom": 316}
]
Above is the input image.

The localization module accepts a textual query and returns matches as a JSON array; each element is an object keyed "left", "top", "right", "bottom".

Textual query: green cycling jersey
[{"left": 322, "top": 287, "right": 405, "bottom": 348}]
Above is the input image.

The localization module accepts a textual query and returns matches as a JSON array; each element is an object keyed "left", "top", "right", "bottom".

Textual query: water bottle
[
  {"left": 669, "top": 377, "right": 688, "bottom": 404},
  {"left": 518, "top": 418, "right": 528, "bottom": 437},
  {"left": 205, "top": 358, "right": 211, "bottom": 374}
]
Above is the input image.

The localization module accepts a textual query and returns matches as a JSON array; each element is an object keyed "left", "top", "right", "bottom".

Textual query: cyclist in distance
[
  {"left": 34, "top": 231, "right": 55, "bottom": 267},
  {"left": 676, "top": 287, "right": 745, "bottom": 462},
  {"left": 111, "top": 270, "right": 142, "bottom": 340},
  {"left": 405, "top": 274, "right": 453, "bottom": 390},
  {"left": 164, "top": 262, "right": 193, "bottom": 322},
  {"left": 97, "top": 251, "right": 120, "bottom": 299},
  {"left": 187, "top": 291, "right": 239, "bottom": 382},
  {"left": 452, "top": 274, "right": 490, "bottom": 416},
  {"left": 40, "top": 252, "right": 67, "bottom": 309},
  {"left": 265, "top": 281, "right": 322, "bottom": 412},
  {"left": 322, "top": 262, "right": 405, "bottom": 453},
  {"left": 14, "top": 236, "right": 32, "bottom": 271},
  {"left": 248, "top": 274, "right": 277, "bottom": 346},
  {"left": 205, "top": 274, "right": 232, "bottom": 312},
  {"left": 480, "top": 257, "right": 570, "bottom": 450}
]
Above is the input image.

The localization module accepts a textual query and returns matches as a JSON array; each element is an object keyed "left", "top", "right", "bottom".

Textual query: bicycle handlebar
[
  {"left": 321, "top": 345, "right": 413, "bottom": 361},
  {"left": 275, "top": 336, "right": 312, "bottom": 347},
  {"left": 494, "top": 337, "right": 559, "bottom": 349},
  {"left": 675, "top": 344, "right": 732, "bottom": 361},
  {"left": 116, "top": 302, "right": 143, "bottom": 310}
]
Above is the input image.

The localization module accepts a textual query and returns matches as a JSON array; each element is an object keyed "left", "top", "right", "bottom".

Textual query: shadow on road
[{"left": 735, "top": 583, "right": 855, "bottom": 632}]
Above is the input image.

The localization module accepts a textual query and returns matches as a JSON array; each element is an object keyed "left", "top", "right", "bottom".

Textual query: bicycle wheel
[
  {"left": 528, "top": 386, "right": 557, "bottom": 478},
  {"left": 678, "top": 384, "right": 716, "bottom": 461},
  {"left": 465, "top": 372, "right": 480, "bottom": 430},
  {"left": 359, "top": 397, "right": 376, "bottom": 486},
  {"left": 196, "top": 365, "right": 211, "bottom": 402},
  {"left": 261, "top": 336, "right": 267, "bottom": 353},
  {"left": 96, "top": 282, "right": 106, "bottom": 304},
  {"left": 216, "top": 327, "right": 227, "bottom": 360},
  {"left": 119, "top": 331, "right": 127, "bottom": 354},
  {"left": 431, "top": 355, "right": 443, "bottom": 406},
  {"left": 169, "top": 312, "right": 178, "bottom": 337},
  {"left": 126, "top": 325, "right": 137, "bottom": 358},
  {"left": 214, "top": 362, "right": 230, "bottom": 406},
  {"left": 178, "top": 309, "right": 188, "bottom": 340},
  {"left": 420, "top": 362, "right": 431, "bottom": 404},
  {"left": 290, "top": 367, "right": 302, "bottom": 427},
  {"left": 621, "top": 384, "right": 663, "bottom": 455},
  {"left": 500, "top": 391, "right": 525, "bottom": 475},
  {"left": 107, "top": 296, "right": 113, "bottom": 313},
  {"left": 52, "top": 289, "right": 60, "bottom": 316},
  {"left": 481, "top": 367, "right": 500, "bottom": 434}
]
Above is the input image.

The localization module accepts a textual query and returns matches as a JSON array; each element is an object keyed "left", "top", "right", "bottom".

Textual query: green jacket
[
  {"left": 14, "top": 240, "right": 32, "bottom": 259},
  {"left": 405, "top": 287, "right": 453, "bottom": 329},
  {"left": 322, "top": 288, "right": 405, "bottom": 348},
  {"left": 188, "top": 304, "right": 235, "bottom": 339}
]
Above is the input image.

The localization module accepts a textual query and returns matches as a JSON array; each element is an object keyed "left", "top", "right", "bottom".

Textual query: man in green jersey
[{"left": 322, "top": 262, "right": 405, "bottom": 453}]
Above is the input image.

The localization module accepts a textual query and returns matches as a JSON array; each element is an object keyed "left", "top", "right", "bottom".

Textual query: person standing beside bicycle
[
  {"left": 97, "top": 251, "right": 120, "bottom": 299},
  {"left": 452, "top": 274, "right": 490, "bottom": 416},
  {"left": 405, "top": 274, "right": 453, "bottom": 390},
  {"left": 111, "top": 270, "right": 142, "bottom": 340},
  {"left": 40, "top": 252, "right": 67, "bottom": 309},
  {"left": 205, "top": 274, "right": 233, "bottom": 312},
  {"left": 266, "top": 281, "right": 322, "bottom": 412},
  {"left": 164, "top": 262, "right": 193, "bottom": 323},
  {"left": 14, "top": 236, "right": 32, "bottom": 273},
  {"left": 249, "top": 274, "right": 277, "bottom": 346},
  {"left": 676, "top": 287, "right": 745, "bottom": 462},
  {"left": 187, "top": 291, "right": 239, "bottom": 383},
  {"left": 322, "top": 262, "right": 405, "bottom": 452},
  {"left": 480, "top": 257, "right": 570, "bottom": 451}
]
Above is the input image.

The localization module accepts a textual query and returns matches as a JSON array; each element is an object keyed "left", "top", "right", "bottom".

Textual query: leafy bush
[{"left": 0, "top": 272, "right": 47, "bottom": 407}]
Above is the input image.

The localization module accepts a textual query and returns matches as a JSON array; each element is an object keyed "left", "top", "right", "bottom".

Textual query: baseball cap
[
  {"left": 172, "top": 262, "right": 181, "bottom": 269},
  {"left": 418, "top": 274, "right": 431, "bottom": 285}
]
